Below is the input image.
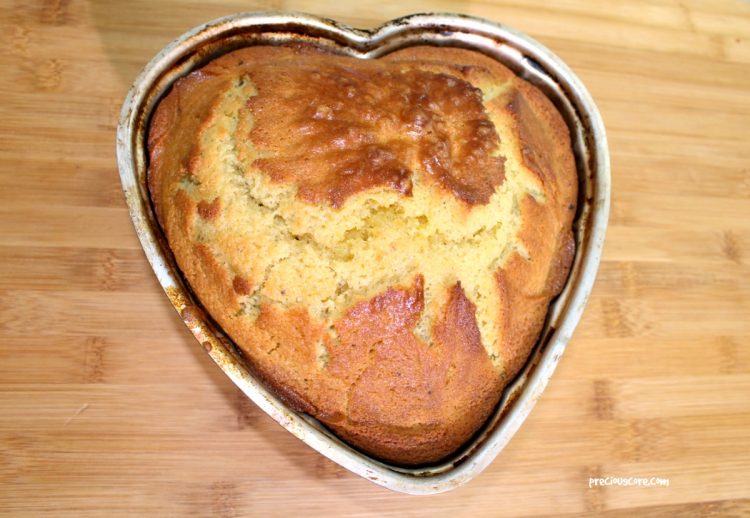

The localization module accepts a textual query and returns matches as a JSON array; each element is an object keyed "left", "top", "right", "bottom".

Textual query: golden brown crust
[
  {"left": 147, "top": 44, "right": 577, "bottom": 465},
  {"left": 246, "top": 54, "right": 505, "bottom": 207}
]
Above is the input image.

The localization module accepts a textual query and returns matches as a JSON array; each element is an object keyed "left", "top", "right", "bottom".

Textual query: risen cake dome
[{"left": 148, "top": 44, "right": 577, "bottom": 465}]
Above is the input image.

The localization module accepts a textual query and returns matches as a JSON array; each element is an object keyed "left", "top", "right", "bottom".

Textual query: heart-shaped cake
[{"left": 147, "top": 43, "right": 577, "bottom": 465}]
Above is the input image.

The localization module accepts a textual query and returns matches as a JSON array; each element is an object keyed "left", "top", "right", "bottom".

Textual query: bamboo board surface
[{"left": 1, "top": 0, "right": 749, "bottom": 516}]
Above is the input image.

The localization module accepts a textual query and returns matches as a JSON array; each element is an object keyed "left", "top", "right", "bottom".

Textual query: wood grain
[{"left": 1, "top": 0, "right": 749, "bottom": 515}]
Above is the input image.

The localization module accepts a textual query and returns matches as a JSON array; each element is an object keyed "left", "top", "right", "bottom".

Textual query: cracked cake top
[{"left": 148, "top": 44, "right": 577, "bottom": 465}]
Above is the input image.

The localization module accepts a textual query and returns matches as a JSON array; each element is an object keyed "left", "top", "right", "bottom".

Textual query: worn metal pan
[{"left": 116, "top": 11, "right": 609, "bottom": 494}]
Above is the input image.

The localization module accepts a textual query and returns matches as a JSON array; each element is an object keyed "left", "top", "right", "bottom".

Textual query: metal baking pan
[{"left": 116, "top": 12, "right": 609, "bottom": 494}]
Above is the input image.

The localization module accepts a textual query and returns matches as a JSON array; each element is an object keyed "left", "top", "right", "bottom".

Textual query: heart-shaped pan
[{"left": 116, "top": 12, "right": 609, "bottom": 494}]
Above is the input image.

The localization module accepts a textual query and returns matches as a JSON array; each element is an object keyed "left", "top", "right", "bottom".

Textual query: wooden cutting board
[{"left": 1, "top": 0, "right": 748, "bottom": 515}]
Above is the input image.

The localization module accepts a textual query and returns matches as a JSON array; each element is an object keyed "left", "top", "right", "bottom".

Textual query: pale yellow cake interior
[{"left": 176, "top": 74, "right": 546, "bottom": 371}]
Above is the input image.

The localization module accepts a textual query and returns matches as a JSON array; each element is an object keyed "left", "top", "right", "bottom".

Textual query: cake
[{"left": 147, "top": 43, "right": 577, "bottom": 465}]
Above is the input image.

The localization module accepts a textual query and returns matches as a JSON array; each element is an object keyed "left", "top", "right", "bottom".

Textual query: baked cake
[{"left": 147, "top": 44, "right": 577, "bottom": 465}]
